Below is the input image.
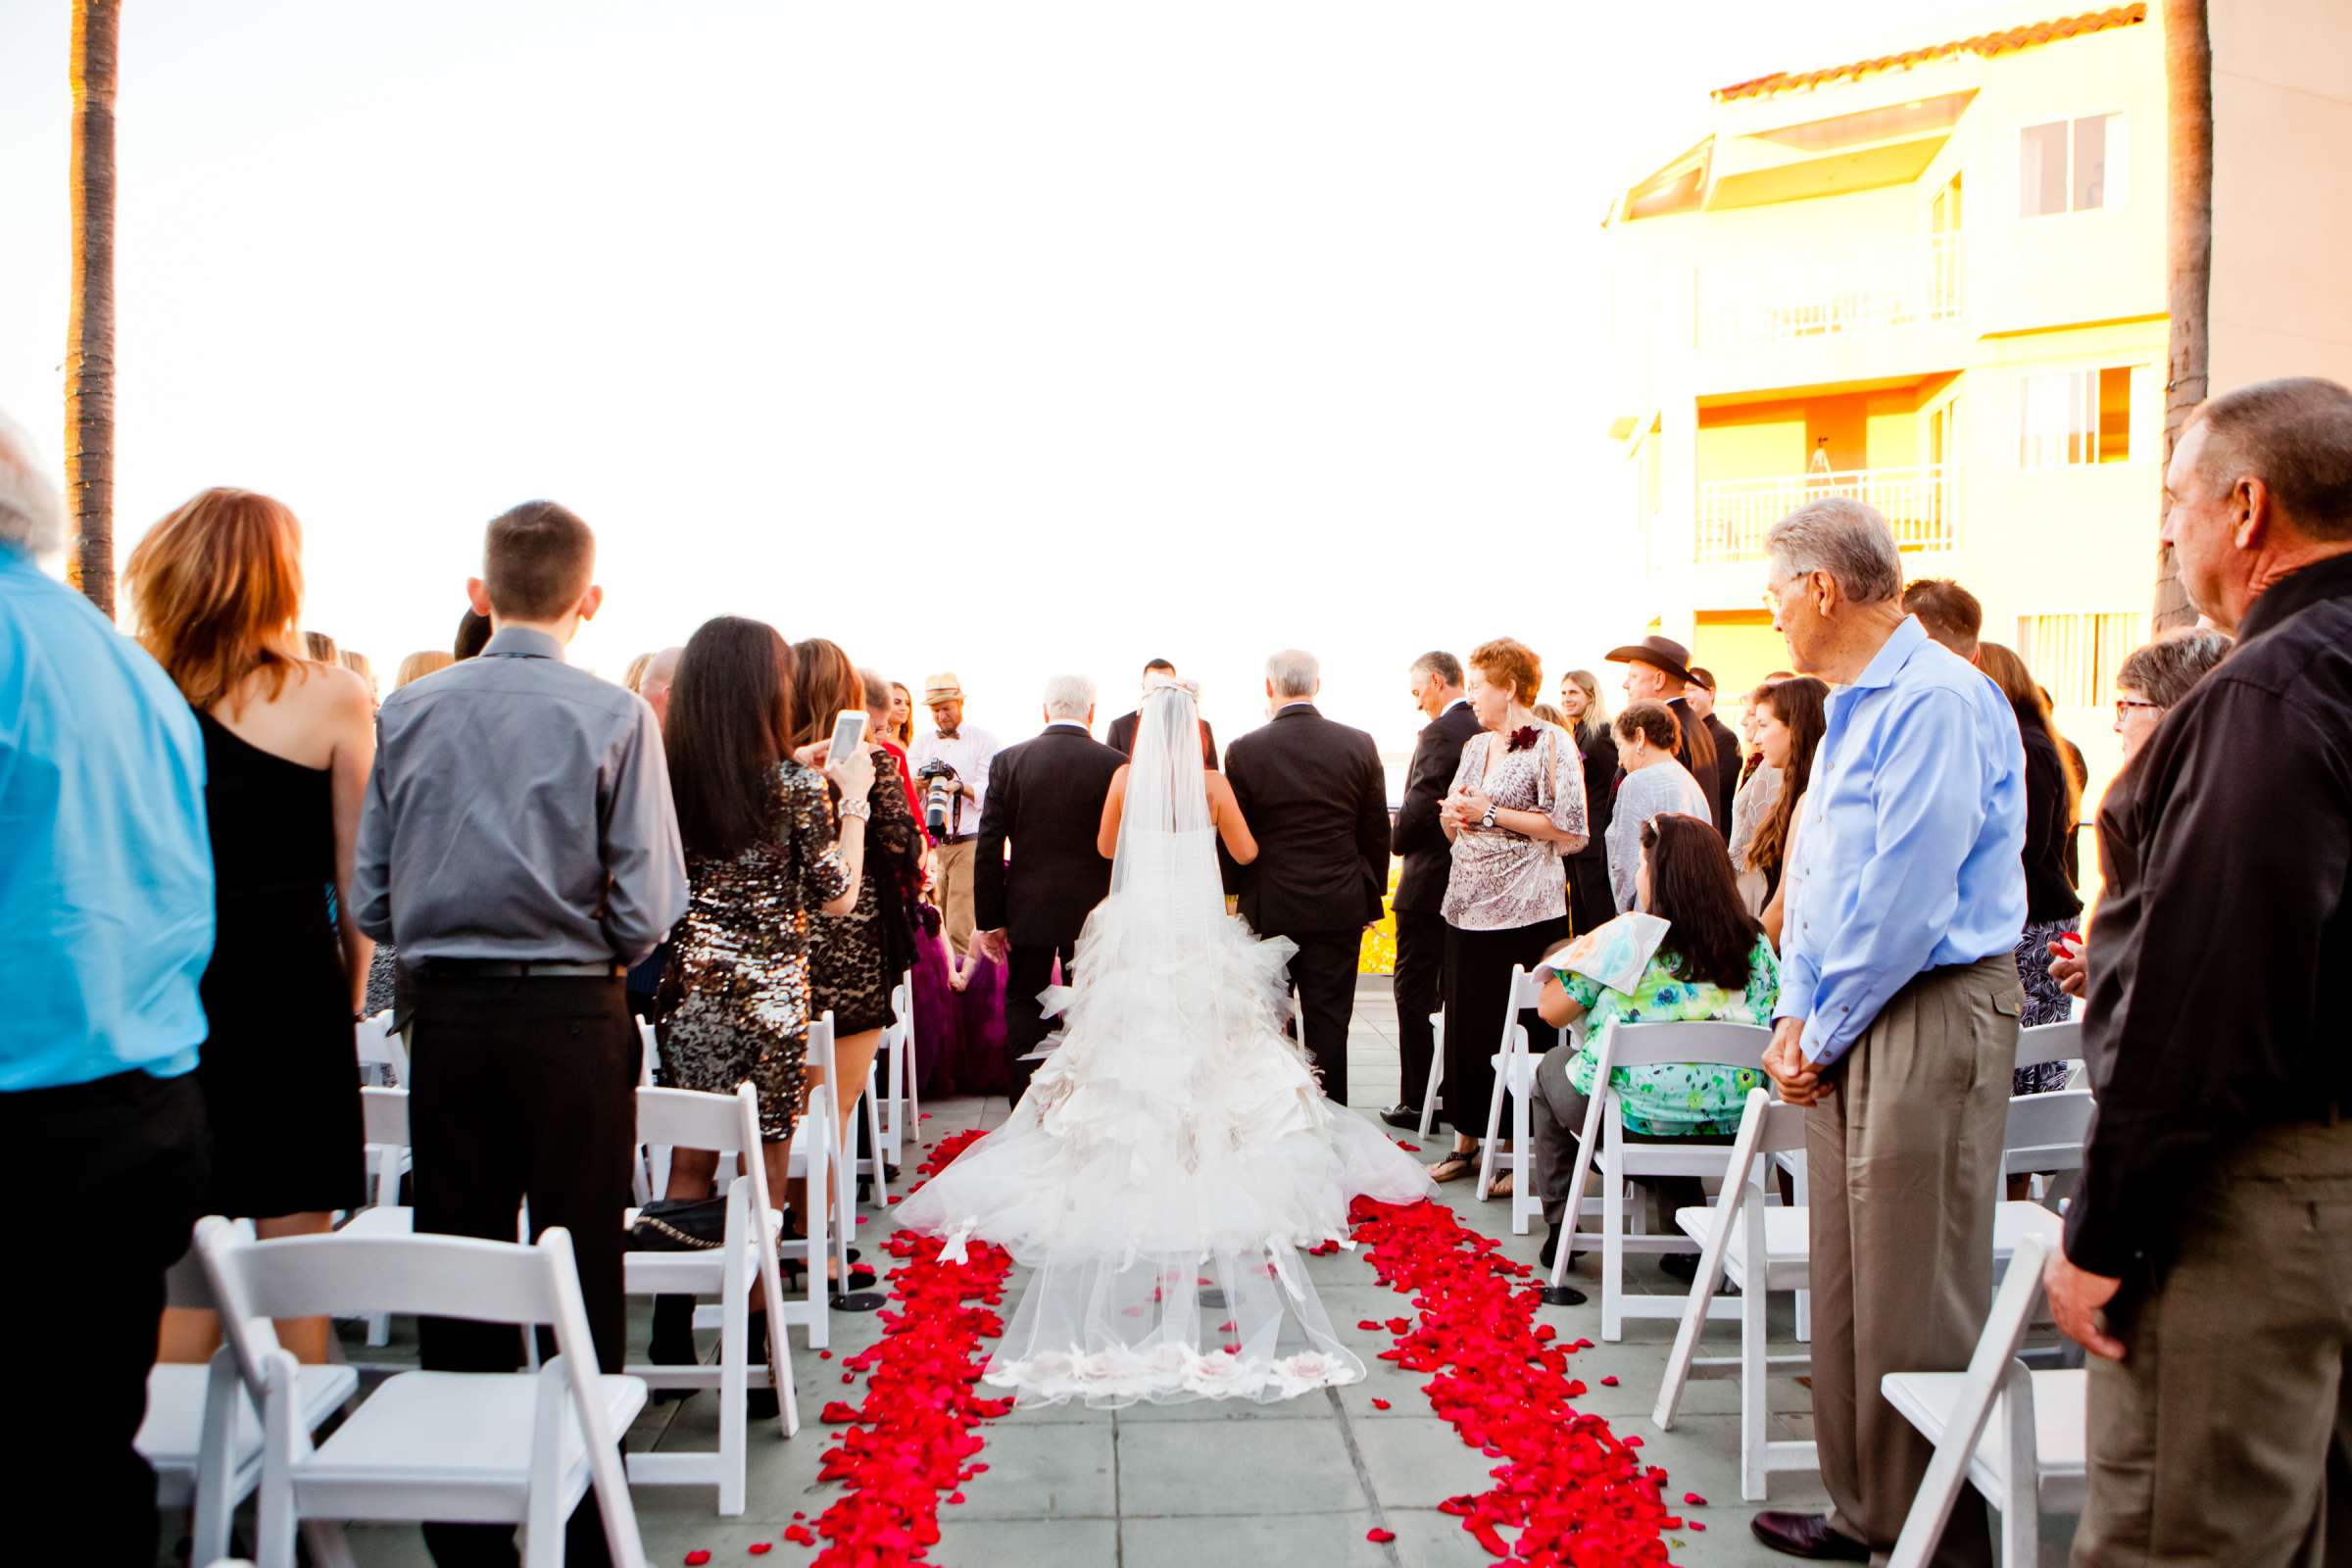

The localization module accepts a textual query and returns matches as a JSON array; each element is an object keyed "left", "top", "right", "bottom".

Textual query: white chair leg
[
  {"left": 1509, "top": 1074, "right": 1536, "bottom": 1236},
  {"left": 299, "top": 1522, "right": 359, "bottom": 1568},
  {"left": 862, "top": 1077, "right": 889, "bottom": 1206},
  {"left": 1601, "top": 1159, "right": 1627, "bottom": 1342},
  {"left": 1790, "top": 1154, "right": 1812, "bottom": 1343},
  {"left": 1740, "top": 1226, "right": 1770, "bottom": 1502},
  {"left": 717, "top": 1262, "right": 748, "bottom": 1515},
  {"left": 1475, "top": 1066, "right": 1506, "bottom": 1200},
  {"left": 803, "top": 1117, "right": 830, "bottom": 1350},
  {"left": 1999, "top": 1360, "right": 2039, "bottom": 1568},
  {"left": 1419, "top": 1014, "right": 1445, "bottom": 1140}
]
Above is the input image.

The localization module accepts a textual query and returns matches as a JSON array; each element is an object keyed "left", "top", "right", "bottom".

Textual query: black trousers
[
  {"left": 1392, "top": 906, "right": 1446, "bottom": 1110},
  {"left": 1278, "top": 927, "right": 1363, "bottom": 1107},
  {"left": 1565, "top": 855, "right": 1615, "bottom": 940},
  {"left": 409, "top": 971, "right": 636, "bottom": 1568},
  {"left": 1004, "top": 938, "right": 1076, "bottom": 1106},
  {"left": 2, "top": 1068, "right": 208, "bottom": 1568},
  {"left": 1442, "top": 915, "right": 1572, "bottom": 1140}
]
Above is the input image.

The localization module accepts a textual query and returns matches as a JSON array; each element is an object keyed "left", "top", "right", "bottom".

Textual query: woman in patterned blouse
[
  {"left": 1525, "top": 811, "right": 1779, "bottom": 1275},
  {"left": 1427, "top": 638, "right": 1591, "bottom": 1188}
]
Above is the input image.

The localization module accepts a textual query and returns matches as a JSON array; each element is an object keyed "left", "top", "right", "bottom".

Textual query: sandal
[
  {"left": 1487, "top": 1170, "right": 1515, "bottom": 1200},
  {"left": 1429, "top": 1147, "right": 1481, "bottom": 1183}
]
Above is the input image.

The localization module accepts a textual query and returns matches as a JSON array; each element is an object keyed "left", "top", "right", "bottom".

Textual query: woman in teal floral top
[{"left": 1525, "top": 811, "right": 1778, "bottom": 1274}]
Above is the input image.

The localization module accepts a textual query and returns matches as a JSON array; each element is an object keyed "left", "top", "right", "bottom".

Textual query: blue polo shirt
[{"left": 0, "top": 544, "right": 214, "bottom": 1090}]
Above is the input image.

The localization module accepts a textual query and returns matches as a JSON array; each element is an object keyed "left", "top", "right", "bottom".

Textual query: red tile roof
[{"left": 1712, "top": 4, "right": 2146, "bottom": 102}]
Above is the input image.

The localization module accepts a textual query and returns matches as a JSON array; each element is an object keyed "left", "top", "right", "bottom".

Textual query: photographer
[{"left": 906, "top": 672, "right": 999, "bottom": 990}]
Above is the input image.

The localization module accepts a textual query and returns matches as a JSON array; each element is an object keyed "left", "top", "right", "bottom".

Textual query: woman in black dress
[
  {"left": 126, "top": 488, "right": 375, "bottom": 1367},
  {"left": 1558, "top": 668, "right": 1617, "bottom": 938}
]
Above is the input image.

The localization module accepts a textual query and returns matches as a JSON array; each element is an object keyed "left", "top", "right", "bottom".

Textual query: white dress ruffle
[{"left": 894, "top": 849, "right": 1435, "bottom": 1408}]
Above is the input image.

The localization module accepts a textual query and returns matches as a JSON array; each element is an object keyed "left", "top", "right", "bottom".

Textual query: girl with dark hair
[
  {"left": 1742, "top": 677, "right": 1829, "bottom": 912},
  {"left": 1525, "top": 813, "right": 1781, "bottom": 1273},
  {"left": 654, "top": 617, "right": 869, "bottom": 1372},
  {"left": 797, "top": 638, "right": 926, "bottom": 1192},
  {"left": 1975, "top": 642, "right": 2084, "bottom": 1092}
]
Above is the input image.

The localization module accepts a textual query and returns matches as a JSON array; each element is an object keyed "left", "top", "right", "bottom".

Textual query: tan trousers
[
  {"left": 2075, "top": 1118, "right": 2352, "bottom": 1568},
  {"left": 1808, "top": 954, "right": 2020, "bottom": 1567},
  {"left": 934, "top": 838, "right": 978, "bottom": 957}
]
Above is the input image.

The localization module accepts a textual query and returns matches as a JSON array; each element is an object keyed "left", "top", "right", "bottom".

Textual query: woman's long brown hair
[
  {"left": 1747, "top": 676, "right": 1829, "bottom": 876},
  {"left": 123, "top": 488, "right": 310, "bottom": 716},
  {"left": 1642, "top": 812, "right": 1763, "bottom": 992},
  {"left": 790, "top": 638, "right": 865, "bottom": 754}
]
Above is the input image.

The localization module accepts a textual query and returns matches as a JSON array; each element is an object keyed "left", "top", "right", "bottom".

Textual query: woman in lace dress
[{"left": 1427, "top": 639, "right": 1590, "bottom": 1187}]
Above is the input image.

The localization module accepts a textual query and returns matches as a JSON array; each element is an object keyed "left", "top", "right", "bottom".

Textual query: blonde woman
[
  {"left": 395, "top": 648, "right": 454, "bottom": 688},
  {"left": 127, "top": 489, "right": 374, "bottom": 1366},
  {"left": 1559, "top": 668, "right": 1617, "bottom": 935}
]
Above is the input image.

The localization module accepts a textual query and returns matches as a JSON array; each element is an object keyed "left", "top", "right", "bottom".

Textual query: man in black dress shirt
[
  {"left": 1222, "top": 649, "right": 1390, "bottom": 1106},
  {"left": 2046, "top": 378, "right": 2352, "bottom": 1564},
  {"left": 1685, "top": 667, "right": 1743, "bottom": 833},
  {"left": 355, "top": 502, "right": 686, "bottom": 1568},
  {"left": 1106, "top": 658, "right": 1218, "bottom": 766},
  {"left": 1382, "top": 651, "right": 1480, "bottom": 1130},
  {"left": 971, "top": 675, "right": 1127, "bottom": 1103}
]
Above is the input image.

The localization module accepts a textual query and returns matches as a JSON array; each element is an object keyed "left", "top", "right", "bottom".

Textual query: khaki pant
[
  {"left": 1809, "top": 954, "right": 2020, "bottom": 1567},
  {"left": 2075, "top": 1118, "right": 2352, "bottom": 1568},
  {"left": 934, "top": 838, "right": 978, "bottom": 957}
]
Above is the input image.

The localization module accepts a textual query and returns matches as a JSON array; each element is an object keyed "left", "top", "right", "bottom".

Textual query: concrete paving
[{"left": 245, "top": 978, "right": 2071, "bottom": 1567}]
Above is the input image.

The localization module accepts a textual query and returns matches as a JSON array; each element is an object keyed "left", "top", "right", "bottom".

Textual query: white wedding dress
[{"left": 894, "top": 679, "right": 1435, "bottom": 1407}]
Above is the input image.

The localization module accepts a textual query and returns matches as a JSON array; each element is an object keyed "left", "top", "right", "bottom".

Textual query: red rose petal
[
  {"left": 1371, "top": 1397, "right": 1392, "bottom": 1410},
  {"left": 783, "top": 1525, "right": 815, "bottom": 1546},
  {"left": 747, "top": 1545, "right": 772, "bottom": 1557},
  {"left": 1599, "top": 1375, "right": 1619, "bottom": 1387},
  {"left": 684, "top": 1554, "right": 710, "bottom": 1566},
  {"left": 1366, "top": 1527, "right": 1396, "bottom": 1543},
  {"left": 1396, "top": 1141, "right": 1422, "bottom": 1152},
  {"left": 1689, "top": 1519, "right": 1708, "bottom": 1532},
  {"left": 1357, "top": 1320, "right": 1382, "bottom": 1331},
  {"left": 1684, "top": 1491, "right": 1707, "bottom": 1506}
]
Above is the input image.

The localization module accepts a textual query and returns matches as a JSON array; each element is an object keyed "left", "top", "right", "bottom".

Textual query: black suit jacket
[
  {"left": 1571, "top": 722, "right": 1618, "bottom": 865},
  {"left": 974, "top": 724, "right": 1127, "bottom": 947},
  {"left": 1106, "top": 709, "right": 1218, "bottom": 769},
  {"left": 1222, "top": 704, "right": 1390, "bottom": 934},
  {"left": 1390, "top": 701, "right": 1484, "bottom": 915},
  {"left": 1701, "top": 713, "right": 1741, "bottom": 833}
]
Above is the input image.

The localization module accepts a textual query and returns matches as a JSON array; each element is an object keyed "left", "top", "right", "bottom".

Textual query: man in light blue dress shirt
[
  {"left": 0, "top": 412, "right": 216, "bottom": 1568},
  {"left": 1749, "top": 498, "right": 2027, "bottom": 1568}
]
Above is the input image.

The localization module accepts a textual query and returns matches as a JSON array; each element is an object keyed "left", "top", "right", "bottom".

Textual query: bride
[{"left": 894, "top": 675, "right": 1435, "bottom": 1407}]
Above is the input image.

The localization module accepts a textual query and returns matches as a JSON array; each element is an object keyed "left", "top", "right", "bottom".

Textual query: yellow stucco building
[{"left": 1605, "top": 4, "right": 2165, "bottom": 799}]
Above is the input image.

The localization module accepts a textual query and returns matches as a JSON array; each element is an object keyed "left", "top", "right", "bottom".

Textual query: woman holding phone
[{"left": 799, "top": 639, "right": 925, "bottom": 1209}]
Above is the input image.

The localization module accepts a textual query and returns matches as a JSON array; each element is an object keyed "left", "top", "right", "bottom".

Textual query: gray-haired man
[
  {"left": 1752, "top": 496, "right": 2027, "bottom": 1568},
  {"left": 1222, "top": 650, "right": 1391, "bottom": 1105}
]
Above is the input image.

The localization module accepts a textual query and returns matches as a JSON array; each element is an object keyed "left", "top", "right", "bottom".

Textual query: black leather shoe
[
  {"left": 1750, "top": 1512, "right": 1869, "bottom": 1561},
  {"left": 1379, "top": 1105, "right": 1422, "bottom": 1131}
]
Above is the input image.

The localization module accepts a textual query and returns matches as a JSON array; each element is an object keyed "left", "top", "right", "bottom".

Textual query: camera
[{"left": 916, "top": 760, "right": 960, "bottom": 838}]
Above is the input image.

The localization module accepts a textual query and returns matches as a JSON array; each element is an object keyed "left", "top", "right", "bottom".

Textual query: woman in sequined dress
[
  {"left": 798, "top": 639, "right": 925, "bottom": 1170},
  {"left": 654, "top": 618, "right": 870, "bottom": 1272}
]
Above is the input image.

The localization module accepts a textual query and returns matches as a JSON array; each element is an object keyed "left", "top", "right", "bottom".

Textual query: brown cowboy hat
[{"left": 1603, "top": 635, "right": 1696, "bottom": 686}]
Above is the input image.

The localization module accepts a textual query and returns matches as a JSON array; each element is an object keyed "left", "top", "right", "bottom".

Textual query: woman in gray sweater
[{"left": 1606, "top": 702, "right": 1713, "bottom": 911}]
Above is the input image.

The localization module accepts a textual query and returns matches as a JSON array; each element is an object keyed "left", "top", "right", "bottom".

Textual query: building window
[
  {"left": 2018, "top": 367, "right": 2134, "bottom": 467},
  {"left": 2020, "top": 114, "right": 2123, "bottom": 216},
  {"left": 2017, "top": 612, "right": 2145, "bottom": 709}
]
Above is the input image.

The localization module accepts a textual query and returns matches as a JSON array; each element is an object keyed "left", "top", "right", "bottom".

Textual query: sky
[{"left": 0, "top": 0, "right": 2007, "bottom": 764}]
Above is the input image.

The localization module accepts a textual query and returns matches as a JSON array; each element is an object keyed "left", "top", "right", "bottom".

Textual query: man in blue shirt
[
  {"left": 0, "top": 411, "right": 216, "bottom": 1568},
  {"left": 1750, "top": 497, "right": 2027, "bottom": 1568}
]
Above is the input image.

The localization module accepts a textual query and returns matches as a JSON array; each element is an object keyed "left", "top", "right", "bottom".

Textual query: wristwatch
[{"left": 1480, "top": 803, "right": 1498, "bottom": 831}]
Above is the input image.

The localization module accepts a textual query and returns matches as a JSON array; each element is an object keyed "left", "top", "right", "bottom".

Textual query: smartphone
[{"left": 828, "top": 709, "right": 868, "bottom": 766}]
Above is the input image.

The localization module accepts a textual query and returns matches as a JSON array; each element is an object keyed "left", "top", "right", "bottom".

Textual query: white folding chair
[
  {"left": 780, "top": 1011, "right": 854, "bottom": 1349},
  {"left": 1417, "top": 1009, "right": 1445, "bottom": 1140},
  {"left": 1884, "top": 1234, "right": 2087, "bottom": 1568},
  {"left": 1650, "top": 1090, "right": 1816, "bottom": 1500},
  {"left": 346, "top": 1087, "right": 415, "bottom": 1348},
  {"left": 142, "top": 1234, "right": 360, "bottom": 1568},
  {"left": 623, "top": 1084, "right": 799, "bottom": 1513},
  {"left": 196, "top": 1219, "right": 648, "bottom": 1568},
  {"left": 1547, "top": 1018, "right": 1773, "bottom": 1338},
  {"left": 353, "top": 1010, "right": 409, "bottom": 1088},
  {"left": 871, "top": 970, "right": 918, "bottom": 1169},
  {"left": 2007, "top": 1021, "right": 2092, "bottom": 1201},
  {"left": 632, "top": 1022, "right": 666, "bottom": 1206},
  {"left": 1475, "top": 965, "right": 1563, "bottom": 1235}
]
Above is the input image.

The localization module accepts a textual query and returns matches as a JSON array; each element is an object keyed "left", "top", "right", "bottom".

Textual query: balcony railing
[
  {"left": 1701, "top": 231, "right": 1962, "bottom": 350},
  {"left": 1696, "top": 464, "right": 1958, "bottom": 563}
]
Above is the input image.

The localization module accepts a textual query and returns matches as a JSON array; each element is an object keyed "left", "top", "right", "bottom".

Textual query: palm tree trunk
[
  {"left": 2154, "top": 0, "right": 2212, "bottom": 631},
  {"left": 67, "top": 0, "right": 120, "bottom": 616}
]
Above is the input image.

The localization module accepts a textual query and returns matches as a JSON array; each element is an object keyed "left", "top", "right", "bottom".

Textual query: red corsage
[{"left": 1506, "top": 725, "right": 1541, "bottom": 754}]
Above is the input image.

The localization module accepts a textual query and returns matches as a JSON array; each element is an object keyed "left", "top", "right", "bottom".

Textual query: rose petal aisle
[
  {"left": 803, "top": 1130, "right": 1011, "bottom": 1565},
  {"left": 1348, "top": 1196, "right": 1686, "bottom": 1564}
]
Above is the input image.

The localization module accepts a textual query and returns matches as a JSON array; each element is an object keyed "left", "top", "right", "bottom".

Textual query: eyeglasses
[{"left": 2114, "top": 699, "right": 2163, "bottom": 721}]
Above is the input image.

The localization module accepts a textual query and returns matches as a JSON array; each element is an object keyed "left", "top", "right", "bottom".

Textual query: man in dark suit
[
  {"left": 1686, "top": 667, "right": 1743, "bottom": 832},
  {"left": 1604, "top": 634, "right": 1723, "bottom": 827},
  {"left": 971, "top": 675, "right": 1127, "bottom": 1103},
  {"left": 1106, "top": 658, "right": 1218, "bottom": 766},
  {"left": 1380, "top": 651, "right": 1479, "bottom": 1130},
  {"left": 1221, "top": 649, "right": 1390, "bottom": 1106}
]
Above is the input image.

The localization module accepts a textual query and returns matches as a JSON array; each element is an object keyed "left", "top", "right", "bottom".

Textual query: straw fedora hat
[{"left": 921, "top": 672, "right": 965, "bottom": 706}]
